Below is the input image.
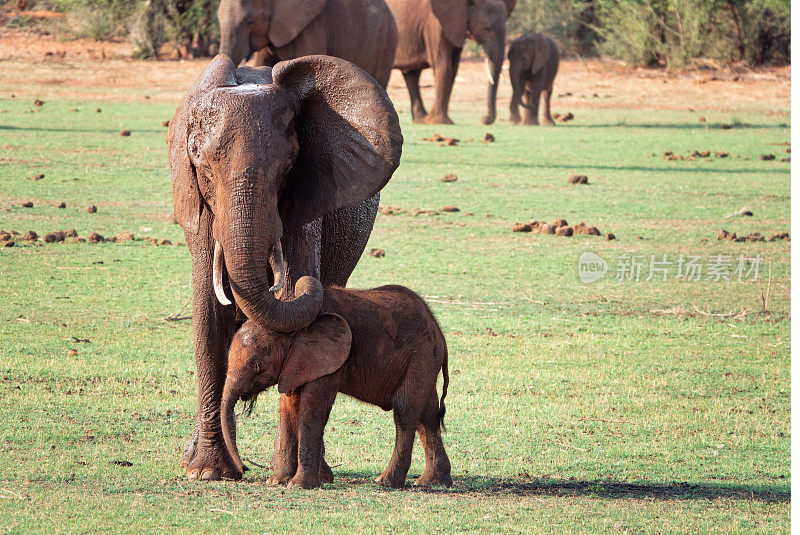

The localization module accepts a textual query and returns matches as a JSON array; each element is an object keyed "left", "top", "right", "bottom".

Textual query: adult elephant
[
  {"left": 167, "top": 54, "right": 403, "bottom": 480},
  {"left": 217, "top": 0, "right": 398, "bottom": 88},
  {"left": 387, "top": 0, "right": 515, "bottom": 125}
]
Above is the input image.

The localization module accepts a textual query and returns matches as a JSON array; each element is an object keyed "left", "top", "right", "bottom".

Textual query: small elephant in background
[
  {"left": 508, "top": 33, "right": 560, "bottom": 125},
  {"left": 221, "top": 285, "right": 453, "bottom": 489}
]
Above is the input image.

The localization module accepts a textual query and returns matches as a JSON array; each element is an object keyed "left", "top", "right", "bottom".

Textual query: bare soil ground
[{"left": 0, "top": 28, "right": 790, "bottom": 114}]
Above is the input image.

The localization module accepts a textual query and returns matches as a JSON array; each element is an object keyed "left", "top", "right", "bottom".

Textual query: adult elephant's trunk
[
  {"left": 481, "top": 35, "right": 505, "bottom": 125},
  {"left": 220, "top": 376, "right": 247, "bottom": 472},
  {"left": 508, "top": 62, "right": 527, "bottom": 120},
  {"left": 220, "top": 195, "right": 323, "bottom": 333},
  {"left": 217, "top": 2, "right": 248, "bottom": 65}
]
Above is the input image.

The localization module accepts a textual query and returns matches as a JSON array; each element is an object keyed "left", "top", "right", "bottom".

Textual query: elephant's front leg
[
  {"left": 181, "top": 222, "right": 241, "bottom": 481},
  {"left": 287, "top": 379, "right": 338, "bottom": 489},
  {"left": 269, "top": 393, "right": 300, "bottom": 485},
  {"left": 426, "top": 45, "right": 461, "bottom": 124},
  {"left": 523, "top": 78, "right": 543, "bottom": 126}
]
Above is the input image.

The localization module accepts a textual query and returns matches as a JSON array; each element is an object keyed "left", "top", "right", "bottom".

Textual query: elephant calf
[
  {"left": 222, "top": 285, "right": 452, "bottom": 489},
  {"left": 508, "top": 33, "right": 560, "bottom": 125}
]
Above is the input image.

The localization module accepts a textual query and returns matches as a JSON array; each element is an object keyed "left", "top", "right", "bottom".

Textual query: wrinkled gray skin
[
  {"left": 387, "top": 0, "right": 515, "bottom": 125},
  {"left": 167, "top": 54, "right": 402, "bottom": 480},
  {"left": 508, "top": 33, "right": 560, "bottom": 125},
  {"left": 218, "top": 0, "right": 398, "bottom": 89}
]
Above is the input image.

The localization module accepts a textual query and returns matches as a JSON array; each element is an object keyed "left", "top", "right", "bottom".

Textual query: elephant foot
[
  {"left": 424, "top": 113, "right": 454, "bottom": 125},
  {"left": 412, "top": 114, "right": 428, "bottom": 124},
  {"left": 542, "top": 118, "right": 555, "bottom": 126},
  {"left": 509, "top": 115, "right": 521, "bottom": 125},
  {"left": 319, "top": 459, "right": 334, "bottom": 484},
  {"left": 374, "top": 469, "right": 406, "bottom": 488},
  {"left": 415, "top": 471, "right": 453, "bottom": 488},
  {"left": 287, "top": 472, "right": 322, "bottom": 489},
  {"left": 524, "top": 119, "right": 540, "bottom": 126},
  {"left": 481, "top": 115, "right": 496, "bottom": 125},
  {"left": 184, "top": 445, "right": 242, "bottom": 481},
  {"left": 267, "top": 470, "right": 294, "bottom": 486}
]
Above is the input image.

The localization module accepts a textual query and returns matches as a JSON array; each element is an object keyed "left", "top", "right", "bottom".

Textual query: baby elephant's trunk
[{"left": 221, "top": 378, "right": 248, "bottom": 471}]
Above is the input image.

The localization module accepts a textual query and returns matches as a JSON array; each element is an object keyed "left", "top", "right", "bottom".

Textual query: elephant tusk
[
  {"left": 268, "top": 241, "right": 285, "bottom": 294},
  {"left": 486, "top": 60, "right": 496, "bottom": 86},
  {"left": 213, "top": 241, "right": 233, "bottom": 306}
]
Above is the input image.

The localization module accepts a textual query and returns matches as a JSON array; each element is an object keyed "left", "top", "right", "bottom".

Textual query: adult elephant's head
[
  {"left": 167, "top": 55, "right": 402, "bottom": 332},
  {"left": 218, "top": 0, "right": 326, "bottom": 65},
  {"left": 432, "top": 0, "right": 515, "bottom": 125}
]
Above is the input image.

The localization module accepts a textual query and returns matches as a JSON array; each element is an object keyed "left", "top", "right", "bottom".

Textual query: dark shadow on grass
[
  {"left": 326, "top": 472, "right": 788, "bottom": 503},
  {"left": 401, "top": 159, "right": 790, "bottom": 176},
  {"left": 556, "top": 122, "right": 787, "bottom": 130},
  {"left": 0, "top": 125, "right": 163, "bottom": 134}
]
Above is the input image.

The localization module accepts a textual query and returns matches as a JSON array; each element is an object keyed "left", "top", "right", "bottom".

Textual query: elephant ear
[
  {"left": 431, "top": 0, "right": 468, "bottom": 48},
  {"left": 269, "top": 0, "right": 326, "bottom": 48},
  {"left": 272, "top": 55, "right": 403, "bottom": 231},
  {"left": 167, "top": 55, "right": 238, "bottom": 234},
  {"left": 502, "top": 0, "right": 516, "bottom": 17},
  {"left": 278, "top": 313, "right": 352, "bottom": 394}
]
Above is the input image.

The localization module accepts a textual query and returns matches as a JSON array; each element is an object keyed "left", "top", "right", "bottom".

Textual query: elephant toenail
[{"left": 200, "top": 469, "right": 219, "bottom": 480}]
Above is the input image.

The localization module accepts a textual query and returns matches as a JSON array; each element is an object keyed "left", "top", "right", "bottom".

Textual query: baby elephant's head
[{"left": 221, "top": 313, "right": 351, "bottom": 467}]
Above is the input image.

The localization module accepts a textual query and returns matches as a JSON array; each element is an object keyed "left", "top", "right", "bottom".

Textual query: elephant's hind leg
[
  {"left": 414, "top": 391, "right": 452, "bottom": 487},
  {"left": 402, "top": 70, "right": 428, "bottom": 123},
  {"left": 375, "top": 395, "right": 421, "bottom": 488},
  {"left": 542, "top": 82, "right": 555, "bottom": 125}
]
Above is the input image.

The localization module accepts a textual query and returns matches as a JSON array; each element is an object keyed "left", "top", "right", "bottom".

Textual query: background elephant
[
  {"left": 386, "top": 0, "right": 515, "bottom": 125},
  {"left": 217, "top": 0, "right": 398, "bottom": 89},
  {"left": 508, "top": 33, "right": 559, "bottom": 125},
  {"left": 222, "top": 285, "right": 452, "bottom": 489},
  {"left": 167, "top": 54, "right": 403, "bottom": 480}
]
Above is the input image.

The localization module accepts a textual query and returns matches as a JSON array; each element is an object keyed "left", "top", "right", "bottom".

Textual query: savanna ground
[{"left": 0, "top": 29, "right": 790, "bottom": 533}]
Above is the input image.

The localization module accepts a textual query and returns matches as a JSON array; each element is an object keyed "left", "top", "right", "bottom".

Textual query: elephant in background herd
[
  {"left": 167, "top": 54, "right": 402, "bottom": 480},
  {"left": 217, "top": 0, "right": 398, "bottom": 88},
  {"left": 387, "top": 0, "right": 516, "bottom": 125},
  {"left": 508, "top": 33, "right": 560, "bottom": 126}
]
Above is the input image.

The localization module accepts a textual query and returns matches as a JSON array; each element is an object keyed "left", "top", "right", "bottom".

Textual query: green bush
[
  {"left": 507, "top": 0, "right": 597, "bottom": 54},
  {"left": 13, "top": 0, "right": 219, "bottom": 58},
  {"left": 592, "top": 0, "right": 790, "bottom": 67}
]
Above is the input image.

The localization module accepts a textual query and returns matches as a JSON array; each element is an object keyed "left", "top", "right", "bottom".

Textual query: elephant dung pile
[
  {"left": 0, "top": 228, "right": 177, "bottom": 247},
  {"left": 512, "top": 219, "right": 614, "bottom": 240},
  {"left": 662, "top": 150, "right": 731, "bottom": 161},
  {"left": 717, "top": 229, "right": 789, "bottom": 242},
  {"left": 421, "top": 133, "right": 460, "bottom": 146},
  {"left": 569, "top": 175, "right": 589, "bottom": 184},
  {"left": 552, "top": 112, "right": 574, "bottom": 122}
]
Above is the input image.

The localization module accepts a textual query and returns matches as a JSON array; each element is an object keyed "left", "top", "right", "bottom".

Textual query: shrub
[{"left": 592, "top": 0, "right": 790, "bottom": 67}]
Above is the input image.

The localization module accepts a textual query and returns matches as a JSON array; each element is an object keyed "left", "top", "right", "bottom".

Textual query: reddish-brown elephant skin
[
  {"left": 386, "top": 0, "right": 515, "bottom": 125},
  {"left": 218, "top": 0, "right": 398, "bottom": 89},
  {"left": 221, "top": 285, "right": 453, "bottom": 489},
  {"left": 508, "top": 33, "right": 560, "bottom": 126},
  {"left": 167, "top": 55, "right": 403, "bottom": 481}
]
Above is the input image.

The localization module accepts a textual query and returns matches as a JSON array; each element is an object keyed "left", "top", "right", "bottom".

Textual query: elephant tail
[{"left": 438, "top": 338, "right": 449, "bottom": 433}]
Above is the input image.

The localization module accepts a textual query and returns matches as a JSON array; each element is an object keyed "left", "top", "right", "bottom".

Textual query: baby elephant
[
  {"left": 508, "top": 33, "right": 560, "bottom": 125},
  {"left": 221, "top": 285, "right": 452, "bottom": 489}
]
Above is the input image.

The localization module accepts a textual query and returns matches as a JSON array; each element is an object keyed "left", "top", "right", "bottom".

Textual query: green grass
[{"left": 0, "top": 83, "right": 790, "bottom": 533}]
